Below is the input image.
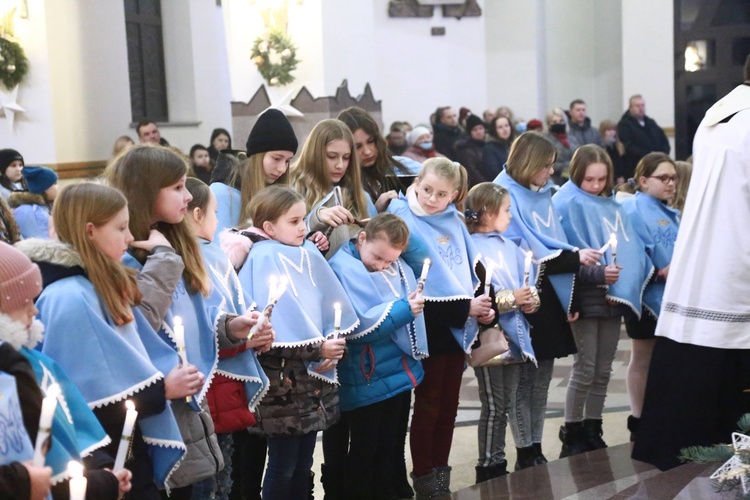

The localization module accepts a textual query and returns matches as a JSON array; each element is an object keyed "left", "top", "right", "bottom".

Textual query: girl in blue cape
[
  {"left": 27, "top": 184, "right": 192, "bottom": 499},
  {"left": 328, "top": 213, "right": 428, "bottom": 499},
  {"left": 464, "top": 182, "right": 540, "bottom": 484},
  {"left": 209, "top": 108, "right": 299, "bottom": 240},
  {"left": 552, "top": 145, "right": 654, "bottom": 457},
  {"left": 0, "top": 240, "right": 132, "bottom": 499},
  {"left": 185, "top": 178, "right": 274, "bottom": 500},
  {"left": 290, "top": 119, "right": 378, "bottom": 258},
  {"left": 388, "top": 158, "right": 494, "bottom": 497},
  {"left": 619, "top": 152, "right": 680, "bottom": 440},
  {"left": 107, "top": 145, "right": 264, "bottom": 497},
  {"left": 493, "top": 132, "right": 603, "bottom": 468},
  {"left": 232, "top": 186, "right": 355, "bottom": 500}
]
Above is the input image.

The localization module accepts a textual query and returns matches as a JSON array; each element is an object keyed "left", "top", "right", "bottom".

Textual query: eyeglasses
[{"left": 648, "top": 174, "right": 678, "bottom": 184}]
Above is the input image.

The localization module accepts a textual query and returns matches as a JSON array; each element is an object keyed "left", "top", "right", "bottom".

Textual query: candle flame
[
  {"left": 46, "top": 383, "right": 61, "bottom": 399},
  {"left": 174, "top": 316, "right": 183, "bottom": 327},
  {"left": 279, "top": 276, "right": 289, "bottom": 286},
  {"left": 527, "top": 250, "right": 533, "bottom": 259},
  {"left": 125, "top": 400, "right": 135, "bottom": 411},
  {"left": 67, "top": 460, "right": 84, "bottom": 478},
  {"left": 424, "top": 258, "right": 431, "bottom": 266},
  {"left": 269, "top": 275, "right": 278, "bottom": 287},
  {"left": 334, "top": 302, "right": 341, "bottom": 311}
]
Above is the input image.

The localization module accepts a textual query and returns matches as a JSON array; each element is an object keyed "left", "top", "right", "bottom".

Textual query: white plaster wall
[
  {"left": 0, "top": 0, "right": 58, "bottom": 163},
  {"left": 44, "top": 0, "right": 132, "bottom": 163},
  {"left": 159, "top": 0, "right": 233, "bottom": 151},
  {"left": 592, "top": 0, "right": 623, "bottom": 125},
  {"left": 372, "top": 0, "right": 488, "bottom": 128},
  {"left": 621, "top": 0, "right": 674, "bottom": 128},
  {"left": 484, "top": 1, "right": 546, "bottom": 124}
]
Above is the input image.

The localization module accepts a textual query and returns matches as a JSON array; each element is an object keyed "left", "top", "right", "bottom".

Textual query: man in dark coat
[
  {"left": 432, "top": 106, "right": 466, "bottom": 161},
  {"left": 617, "top": 95, "right": 670, "bottom": 178}
]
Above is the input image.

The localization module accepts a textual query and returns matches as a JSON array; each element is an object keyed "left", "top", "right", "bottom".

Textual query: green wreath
[
  {"left": 250, "top": 29, "right": 299, "bottom": 87},
  {"left": 0, "top": 38, "right": 28, "bottom": 89}
]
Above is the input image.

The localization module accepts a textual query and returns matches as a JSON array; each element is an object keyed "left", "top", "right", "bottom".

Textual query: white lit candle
[
  {"left": 113, "top": 400, "right": 138, "bottom": 472},
  {"left": 248, "top": 277, "right": 288, "bottom": 339},
  {"left": 484, "top": 262, "right": 494, "bottom": 296},
  {"left": 68, "top": 461, "right": 87, "bottom": 500},
  {"left": 333, "top": 303, "right": 342, "bottom": 336},
  {"left": 33, "top": 383, "right": 60, "bottom": 467},
  {"left": 267, "top": 275, "right": 278, "bottom": 305},
  {"left": 173, "top": 316, "right": 188, "bottom": 366},
  {"left": 417, "top": 258, "right": 431, "bottom": 293},
  {"left": 524, "top": 251, "right": 533, "bottom": 287},
  {"left": 610, "top": 233, "right": 618, "bottom": 265}
]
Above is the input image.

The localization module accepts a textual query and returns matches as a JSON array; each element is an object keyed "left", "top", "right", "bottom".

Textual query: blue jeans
[
  {"left": 509, "top": 359, "right": 554, "bottom": 447},
  {"left": 262, "top": 432, "right": 317, "bottom": 500},
  {"left": 475, "top": 364, "right": 520, "bottom": 467}
]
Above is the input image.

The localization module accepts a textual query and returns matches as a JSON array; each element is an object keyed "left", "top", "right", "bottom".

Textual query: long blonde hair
[
  {"left": 105, "top": 143, "right": 210, "bottom": 296},
  {"left": 228, "top": 152, "right": 289, "bottom": 226},
  {"left": 289, "top": 119, "right": 368, "bottom": 218},
  {"left": 54, "top": 183, "right": 142, "bottom": 326},
  {"left": 417, "top": 157, "right": 468, "bottom": 212},
  {"left": 671, "top": 160, "right": 693, "bottom": 213}
]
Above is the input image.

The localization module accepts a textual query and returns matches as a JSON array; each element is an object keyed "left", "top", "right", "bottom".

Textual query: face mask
[
  {"left": 550, "top": 123, "right": 566, "bottom": 134},
  {"left": 604, "top": 136, "right": 616, "bottom": 146},
  {"left": 418, "top": 141, "right": 433, "bottom": 150}
]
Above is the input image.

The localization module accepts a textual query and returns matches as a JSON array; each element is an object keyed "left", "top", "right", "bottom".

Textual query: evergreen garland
[
  {"left": 250, "top": 29, "right": 299, "bottom": 87},
  {"left": 0, "top": 37, "right": 28, "bottom": 89}
]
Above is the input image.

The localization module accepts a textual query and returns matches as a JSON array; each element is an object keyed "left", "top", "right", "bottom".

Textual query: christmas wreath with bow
[
  {"left": 0, "top": 37, "right": 28, "bottom": 89},
  {"left": 251, "top": 29, "right": 299, "bottom": 87}
]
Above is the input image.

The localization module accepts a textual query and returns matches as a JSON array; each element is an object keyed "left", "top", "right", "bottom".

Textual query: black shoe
[
  {"left": 514, "top": 445, "right": 537, "bottom": 471},
  {"left": 475, "top": 460, "right": 508, "bottom": 484},
  {"left": 627, "top": 415, "right": 640, "bottom": 443},
  {"left": 559, "top": 422, "right": 594, "bottom": 458},
  {"left": 583, "top": 419, "right": 607, "bottom": 449},
  {"left": 531, "top": 442, "right": 548, "bottom": 465}
]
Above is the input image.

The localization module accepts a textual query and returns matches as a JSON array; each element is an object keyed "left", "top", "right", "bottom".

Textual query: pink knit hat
[{"left": 0, "top": 241, "right": 42, "bottom": 314}]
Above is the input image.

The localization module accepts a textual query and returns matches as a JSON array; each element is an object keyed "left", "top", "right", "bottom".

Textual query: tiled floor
[{"left": 311, "top": 328, "right": 634, "bottom": 498}]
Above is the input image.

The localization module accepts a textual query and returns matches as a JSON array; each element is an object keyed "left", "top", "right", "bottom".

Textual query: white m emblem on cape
[
  {"left": 602, "top": 211, "right": 630, "bottom": 242},
  {"left": 532, "top": 206, "right": 555, "bottom": 233},
  {"left": 278, "top": 248, "right": 316, "bottom": 297}
]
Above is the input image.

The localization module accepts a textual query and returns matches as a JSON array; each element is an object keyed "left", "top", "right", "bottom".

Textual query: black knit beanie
[
  {"left": 245, "top": 109, "right": 298, "bottom": 156},
  {"left": 465, "top": 114, "right": 485, "bottom": 133},
  {"left": 0, "top": 149, "right": 23, "bottom": 175}
]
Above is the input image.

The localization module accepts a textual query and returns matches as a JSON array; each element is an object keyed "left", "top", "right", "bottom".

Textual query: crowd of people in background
[{"left": 0, "top": 88, "right": 696, "bottom": 500}]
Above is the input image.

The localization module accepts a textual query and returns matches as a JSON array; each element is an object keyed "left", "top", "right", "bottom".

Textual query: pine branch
[
  {"left": 679, "top": 444, "right": 733, "bottom": 463},
  {"left": 737, "top": 413, "right": 750, "bottom": 434}
]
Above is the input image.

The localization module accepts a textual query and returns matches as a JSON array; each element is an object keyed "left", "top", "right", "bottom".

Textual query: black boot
[
  {"left": 321, "top": 464, "right": 341, "bottom": 500},
  {"left": 475, "top": 461, "right": 508, "bottom": 484},
  {"left": 309, "top": 471, "right": 315, "bottom": 500},
  {"left": 514, "top": 445, "right": 537, "bottom": 471},
  {"left": 627, "top": 415, "right": 640, "bottom": 442},
  {"left": 583, "top": 419, "right": 607, "bottom": 449},
  {"left": 559, "top": 422, "right": 593, "bottom": 458},
  {"left": 531, "top": 443, "right": 548, "bottom": 465}
]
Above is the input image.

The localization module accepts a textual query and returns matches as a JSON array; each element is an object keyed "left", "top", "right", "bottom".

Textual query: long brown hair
[
  {"left": 634, "top": 152, "right": 676, "bottom": 192},
  {"left": 464, "top": 182, "right": 509, "bottom": 233},
  {"left": 506, "top": 132, "right": 557, "bottom": 188},
  {"left": 54, "top": 183, "right": 142, "bottom": 325},
  {"left": 568, "top": 145, "right": 614, "bottom": 196},
  {"left": 337, "top": 107, "right": 408, "bottom": 200},
  {"left": 0, "top": 196, "right": 20, "bottom": 244},
  {"left": 106, "top": 143, "right": 210, "bottom": 296},
  {"left": 671, "top": 160, "right": 693, "bottom": 213},
  {"left": 247, "top": 186, "right": 305, "bottom": 229},
  {"left": 289, "top": 119, "right": 368, "bottom": 218}
]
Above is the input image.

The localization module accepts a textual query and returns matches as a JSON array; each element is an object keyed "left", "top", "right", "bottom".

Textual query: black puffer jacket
[
  {"left": 616, "top": 111, "right": 670, "bottom": 178},
  {"left": 576, "top": 265, "right": 629, "bottom": 319}
]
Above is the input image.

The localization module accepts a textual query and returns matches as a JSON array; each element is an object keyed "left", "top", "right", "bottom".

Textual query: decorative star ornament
[
  {"left": 264, "top": 89, "right": 303, "bottom": 117},
  {"left": 711, "top": 432, "right": 750, "bottom": 494},
  {"left": 0, "top": 85, "right": 25, "bottom": 131}
]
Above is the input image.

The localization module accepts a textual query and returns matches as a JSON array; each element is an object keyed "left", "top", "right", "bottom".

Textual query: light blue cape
[
  {"left": 388, "top": 196, "right": 480, "bottom": 352},
  {"left": 201, "top": 239, "right": 269, "bottom": 410},
  {"left": 329, "top": 242, "right": 429, "bottom": 360},
  {"left": 494, "top": 169, "right": 577, "bottom": 313},
  {"left": 237, "top": 239, "right": 359, "bottom": 383},
  {"left": 0, "top": 369, "right": 34, "bottom": 467},
  {"left": 36, "top": 275, "right": 185, "bottom": 488},
  {"left": 553, "top": 181, "right": 655, "bottom": 317},
  {"left": 621, "top": 192, "right": 680, "bottom": 317},
  {"left": 124, "top": 253, "right": 219, "bottom": 412},
  {"left": 470, "top": 232, "right": 537, "bottom": 364}
]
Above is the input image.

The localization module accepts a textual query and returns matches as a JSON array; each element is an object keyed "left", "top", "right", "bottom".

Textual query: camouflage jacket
[{"left": 252, "top": 344, "right": 340, "bottom": 437}]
